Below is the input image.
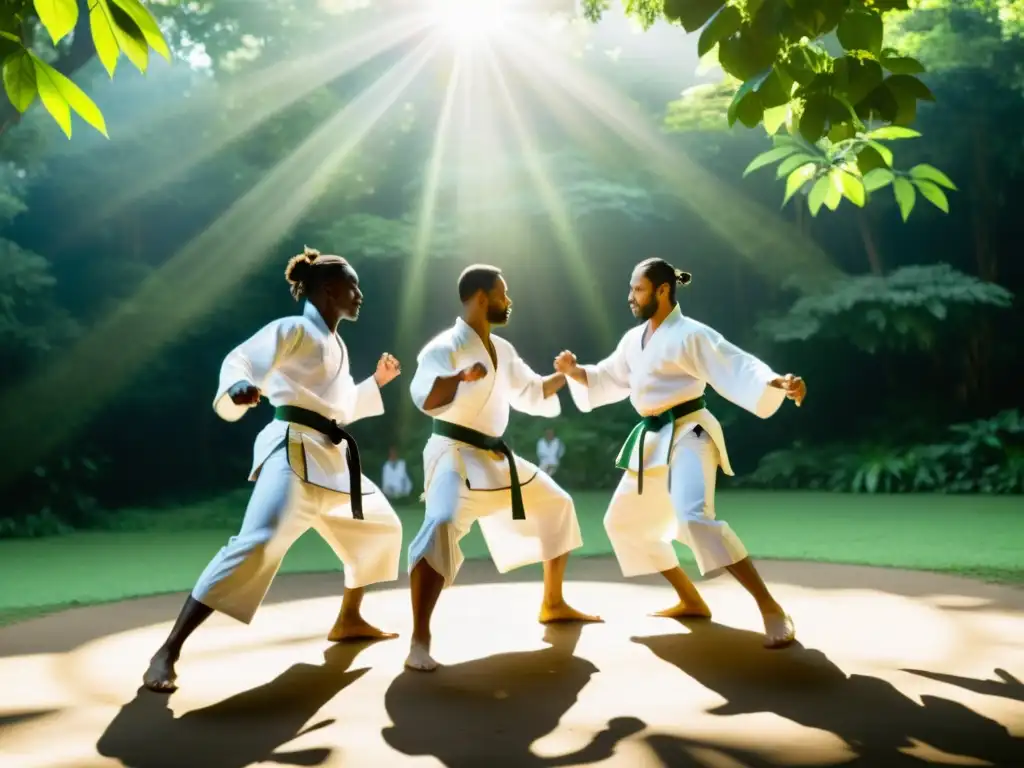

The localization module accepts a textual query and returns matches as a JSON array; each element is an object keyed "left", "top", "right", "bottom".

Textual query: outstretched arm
[
  {"left": 685, "top": 326, "right": 806, "bottom": 418},
  {"left": 508, "top": 352, "right": 563, "bottom": 418},
  {"left": 213, "top": 320, "right": 307, "bottom": 422},
  {"left": 553, "top": 337, "right": 631, "bottom": 413}
]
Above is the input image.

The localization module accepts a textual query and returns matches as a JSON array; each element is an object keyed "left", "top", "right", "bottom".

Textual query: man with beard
[
  {"left": 554, "top": 258, "right": 806, "bottom": 649},
  {"left": 404, "top": 265, "right": 601, "bottom": 672},
  {"left": 142, "top": 247, "right": 404, "bottom": 692}
]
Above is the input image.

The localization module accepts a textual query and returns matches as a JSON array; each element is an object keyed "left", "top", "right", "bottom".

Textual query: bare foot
[
  {"left": 538, "top": 601, "right": 603, "bottom": 624},
  {"left": 327, "top": 617, "right": 398, "bottom": 642},
  {"left": 142, "top": 650, "right": 178, "bottom": 693},
  {"left": 763, "top": 612, "right": 796, "bottom": 649},
  {"left": 405, "top": 638, "right": 439, "bottom": 672},
  {"left": 651, "top": 601, "right": 712, "bottom": 620}
]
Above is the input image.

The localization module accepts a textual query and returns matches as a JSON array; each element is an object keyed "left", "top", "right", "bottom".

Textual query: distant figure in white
[
  {"left": 555, "top": 257, "right": 807, "bottom": 649},
  {"left": 382, "top": 446, "right": 413, "bottom": 499},
  {"left": 141, "top": 247, "right": 404, "bottom": 693},
  {"left": 536, "top": 428, "right": 565, "bottom": 476}
]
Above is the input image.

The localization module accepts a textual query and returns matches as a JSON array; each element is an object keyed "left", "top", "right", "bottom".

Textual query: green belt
[
  {"left": 615, "top": 396, "right": 707, "bottom": 495},
  {"left": 275, "top": 405, "right": 365, "bottom": 520},
  {"left": 432, "top": 420, "right": 525, "bottom": 520}
]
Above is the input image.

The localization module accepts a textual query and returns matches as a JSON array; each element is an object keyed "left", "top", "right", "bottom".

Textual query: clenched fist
[
  {"left": 374, "top": 352, "right": 402, "bottom": 387},
  {"left": 553, "top": 350, "right": 578, "bottom": 375},
  {"left": 769, "top": 373, "right": 807, "bottom": 407},
  {"left": 459, "top": 362, "right": 488, "bottom": 382},
  {"left": 228, "top": 381, "right": 261, "bottom": 406}
]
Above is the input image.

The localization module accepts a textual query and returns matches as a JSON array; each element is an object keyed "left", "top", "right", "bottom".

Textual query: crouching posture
[
  {"left": 404, "top": 265, "right": 601, "bottom": 672},
  {"left": 143, "top": 248, "right": 404, "bottom": 692},
  {"left": 555, "top": 258, "right": 807, "bottom": 649}
]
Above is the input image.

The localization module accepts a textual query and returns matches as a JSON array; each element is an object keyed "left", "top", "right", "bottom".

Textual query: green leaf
[
  {"left": 823, "top": 170, "right": 844, "bottom": 211},
  {"left": 836, "top": 9, "right": 883, "bottom": 55},
  {"left": 914, "top": 179, "right": 949, "bottom": 212},
  {"left": 111, "top": 0, "right": 171, "bottom": 60},
  {"left": 880, "top": 55, "right": 925, "bottom": 75},
  {"left": 0, "top": 31, "right": 20, "bottom": 44},
  {"left": 762, "top": 104, "right": 788, "bottom": 135},
  {"left": 31, "top": 54, "right": 108, "bottom": 138},
  {"left": 866, "top": 140, "right": 893, "bottom": 166},
  {"left": 726, "top": 69, "right": 769, "bottom": 127},
  {"left": 698, "top": 5, "right": 741, "bottom": 58},
  {"left": 893, "top": 177, "right": 916, "bottom": 221},
  {"left": 783, "top": 162, "right": 815, "bottom": 206},
  {"left": 862, "top": 168, "right": 894, "bottom": 191},
  {"left": 743, "top": 145, "right": 798, "bottom": 176},
  {"left": 2, "top": 50, "right": 37, "bottom": 113},
  {"left": 866, "top": 125, "right": 921, "bottom": 140},
  {"left": 776, "top": 152, "right": 820, "bottom": 178},
  {"left": 33, "top": 0, "right": 79, "bottom": 44},
  {"left": 90, "top": 0, "right": 120, "bottom": 78},
  {"left": 663, "top": 0, "right": 726, "bottom": 33},
  {"left": 105, "top": 0, "right": 149, "bottom": 72},
  {"left": 808, "top": 175, "right": 829, "bottom": 215},
  {"left": 909, "top": 163, "right": 956, "bottom": 190},
  {"left": 838, "top": 169, "right": 866, "bottom": 206}
]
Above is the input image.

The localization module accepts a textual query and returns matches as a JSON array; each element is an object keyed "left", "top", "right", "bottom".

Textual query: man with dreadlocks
[
  {"left": 142, "top": 247, "right": 404, "bottom": 693},
  {"left": 554, "top": 258, "right": 807, "bottom": 649}
]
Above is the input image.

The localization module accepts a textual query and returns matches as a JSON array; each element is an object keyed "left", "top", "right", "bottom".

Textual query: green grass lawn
[{"left": 1, "top": 490, "right": 1021, "bottom": 626}]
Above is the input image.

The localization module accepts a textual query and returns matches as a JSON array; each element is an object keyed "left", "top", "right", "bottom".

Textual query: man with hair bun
[
  {"left": 142, "top": 246, "right": 405, "bottom": 693},
  {"left": 555, "top": 257, "right": 807, "bottom": 649}
]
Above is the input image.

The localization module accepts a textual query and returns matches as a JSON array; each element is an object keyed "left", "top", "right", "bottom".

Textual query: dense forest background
[{"left": 1, "top": 0, "right": 1021, "bottom": 537}]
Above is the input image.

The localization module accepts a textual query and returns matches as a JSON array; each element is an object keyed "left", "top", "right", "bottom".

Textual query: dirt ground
[{"left": 1, "top": 557, "right": 1022, "bottom": 767}]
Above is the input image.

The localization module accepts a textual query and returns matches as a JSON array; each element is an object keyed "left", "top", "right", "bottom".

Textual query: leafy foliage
[
  {"left": 759, "top": 264, "right": 1014, "bottom": 353},
  {"left": 741, "top": 409, "right": 1024, "bottom": 493},
  {"left": 584, "top": 0, "right": 955, "bottom": 217},
  {"left": 1, "top": 0, "right": 170, "bottom": 137},
  {"left": 743, "top": 126, "right": 958, "bottom": 217}
]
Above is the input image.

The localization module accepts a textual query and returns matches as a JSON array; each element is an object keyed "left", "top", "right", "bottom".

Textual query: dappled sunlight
[{"left": 1, "top": 569, "right": 1022, "bottom": 766}]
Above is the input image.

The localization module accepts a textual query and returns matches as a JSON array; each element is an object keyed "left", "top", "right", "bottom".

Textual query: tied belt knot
[
  {"left": 432, "top": 420, "right": 525, "bottom": 520},
  {"left": 615, "top": 396, "right": 707, "bottom": 494},
  {"left": 274, "top": 405, "right": 365, "bottom": 520}
]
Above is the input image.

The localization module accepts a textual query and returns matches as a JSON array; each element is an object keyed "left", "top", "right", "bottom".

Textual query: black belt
[
  {"left": 615, "top": 396, "right": 707, "bottom": 494},
  {"left": 275, "top": 405, "right": 364, "bottom": 520},
  {"left": 432, "top": 420, "right": 525, "bottom": 520}
]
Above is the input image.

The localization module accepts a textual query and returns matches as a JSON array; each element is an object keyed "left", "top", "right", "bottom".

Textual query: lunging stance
[
  {"left": 405, "top": 264, "right": 601, "bottom": 672},
  {"left": 143, "top": 247, "right": 404, "bottom": 692},
  {"left": 555, "top": 258, "right": 806, "bottom": 648}
]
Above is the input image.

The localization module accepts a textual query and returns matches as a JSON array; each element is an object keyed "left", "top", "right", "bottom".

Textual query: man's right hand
[
  {"left": 459, "top": 362, "right": 488, "bottom": 382},
  {"left": 553, "top": 350, "right": 578, "bottom": 375},
  {"left": 228, "top": 381, "right": 261, "bottom": 406}
]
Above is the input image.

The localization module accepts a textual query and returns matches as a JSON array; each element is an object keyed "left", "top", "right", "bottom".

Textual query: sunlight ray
[
  {"left": 0, "top": 37, "right": 440, "bottom": 487},
  {"left": 58, "top": 15, "right": 433, "bottom": 248},
  {"left": 482, "top": 46, "right": 616, "bottom": 342},
  {"left": 499, "top": 23, "right": 842, "bottom": 286}
]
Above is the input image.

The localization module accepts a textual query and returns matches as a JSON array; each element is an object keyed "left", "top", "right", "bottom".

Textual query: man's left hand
[
  {"left": 374, "top": 352, "right": 402, "bottom": 387},
  {"left": 770, "top": 373, "right": 806, "bottom": 407}
]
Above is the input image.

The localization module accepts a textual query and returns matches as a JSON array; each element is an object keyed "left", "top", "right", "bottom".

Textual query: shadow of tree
[
  {"left": 95, "top": 640, "right": 380, "bottom": 768},
  {"left": 633, "top": 621, "right": 1024, "bottom": 767},
  {"left": 382, "top": 623, "right": 644, "bottom": 767}
]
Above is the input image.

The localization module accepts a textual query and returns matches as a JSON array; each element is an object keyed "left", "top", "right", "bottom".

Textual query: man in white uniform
[
  {"left": 536, "top": 429, "right": 565, "bottom": 476},
  {"left": 554, "top": 258, "right": 806, "bottom": 649},
  {"left": 405, "top": 264, "right": 601, "bottom": 672},
  {"left": 143, "top": 247, "right": 405, "bottom": 692},
  {"left": 381, "top": 447, "right": 413, "bottom": 499}
]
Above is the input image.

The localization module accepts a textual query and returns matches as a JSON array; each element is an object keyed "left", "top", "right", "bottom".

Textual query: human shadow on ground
[
  {"left": 382, "top": 623, "right": 644, "bottom": 768},
  {"left": 633, "top": 621, "right": 1024, "bottom": 767},
  {"left": 905, "top": 666, "right": 1024, "bottom": 703},
  {"left": 95, "top": 640, "right": 380, "bottom": 768}
]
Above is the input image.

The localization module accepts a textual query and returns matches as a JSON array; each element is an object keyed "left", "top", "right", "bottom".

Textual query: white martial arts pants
[
  {"left": 407, "top": 469, "right": 584, "bottom": 588},
  {"left": 192, "top": 447, "right": 403, "bottom": 624},
  {"left": 538, "top": 461, "right": 559, "bottom": 477},
  {"left": 604, "top": 429, "right": 748, "bottom": 578}
]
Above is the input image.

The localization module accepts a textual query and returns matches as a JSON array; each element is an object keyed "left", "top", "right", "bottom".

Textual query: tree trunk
[
  {"left": 970, "top": 122, "right": 997, "bottom": 282},
  {"left": 856, "top": 210, "right": 883, "bottom": 275},
  {"left": 0, "top": 0, "right": 95, "bottom": 138}
]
